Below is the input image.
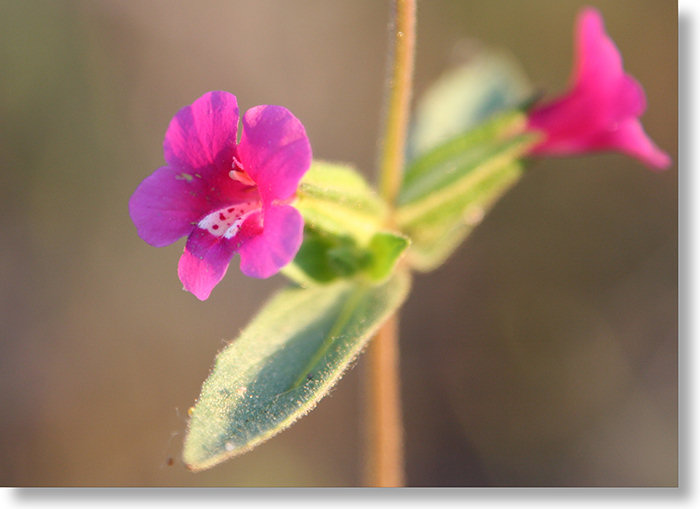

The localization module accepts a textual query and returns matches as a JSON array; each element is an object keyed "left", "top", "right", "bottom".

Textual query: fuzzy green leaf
[
  {"left": 408, "top": 47, "right": 532, "bottom": 159},
  {"left": 182, "top": 271, "right": 411, "bottom": 471}
]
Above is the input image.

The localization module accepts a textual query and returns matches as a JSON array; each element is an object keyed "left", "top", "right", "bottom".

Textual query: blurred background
[{"left": 0, "top": 0, "right": 676, "bottom": 486}]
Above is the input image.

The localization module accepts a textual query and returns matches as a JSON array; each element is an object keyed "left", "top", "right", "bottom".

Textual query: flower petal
[
  {"left": 237, "top": 205, "right": 304, "bottom": 279},
  {"left": 529, "top": 8, "right": 626, "bottom": 152},
  {"left": 177, "top": 230, "right": 239, "bottom": 300},
  {"left": 614, "top": 75, "right": 646, "bottom": 119},
  {"left": 129, "top": 166, "right": 208, "bottom": 247},
  {"left": 598, "top": 119, "right": 672, "bottom": 170},
  {"left": 574, "top": 8, "right": 623, "bottom": 92},
  {"left": 164, "top": 91, "right": 239, "bottom": 177},
  {"left": 526, "top": 8, "right": 670, "bottom": 170},
  {"left": 237, "top": 105, "right": 312, "bottom": 203},
  {"left": 527, "top": 91, "right": 598, "bottom": 154}
]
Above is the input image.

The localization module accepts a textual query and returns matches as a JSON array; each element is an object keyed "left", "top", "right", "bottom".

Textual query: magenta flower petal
[
  {"left": 527, "top": 7, "right": 671, "bottom": 170},
  {"left": 177, "top": 231, "right": 239, "bottom": 301},
  {"left": 601, "top": 118, "right": 672, "bottom": 169},
  {"left": 164, "top": 91, "right": 239, "bottom": 176},
  {"left": 129, "top": 166, "right": 209, "bottom": 247},
  {"left": 131, "top": 91, "right": 311, "bottom": 300},
  {"left": 237, "top": 105, "right": 312, "bottom": 203},
  {"left": 237, "top": 205, "right": 304, "bottom": 279},
  {"left": 574, "top": 7, "right": 623, "bottom": 92}
]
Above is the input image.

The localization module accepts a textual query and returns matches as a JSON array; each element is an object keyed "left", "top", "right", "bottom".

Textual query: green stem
[{"left": 365, "top": 0, "right": 416, "bottom": 488}]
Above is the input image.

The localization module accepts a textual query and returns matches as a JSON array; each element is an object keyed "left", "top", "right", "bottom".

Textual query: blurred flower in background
[{"left": 527, "top": 7, "right": 671, "bottom": 169}]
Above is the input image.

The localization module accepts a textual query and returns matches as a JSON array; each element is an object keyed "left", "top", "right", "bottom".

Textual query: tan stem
[
  {"left": 365, "top": 0, "right": 416, "bottom": 486},
  {"left": 378, "top": 0, "right": 416, "bottom": 209},
  {"left": 364, "top": 314, "right": 405, "bottom": 487}
]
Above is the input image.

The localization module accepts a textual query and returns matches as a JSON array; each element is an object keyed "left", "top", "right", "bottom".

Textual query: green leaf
[
  {"left": 294, "top": 160, "right": 387, "bottom": 243},
  {"left": 408, "top": 47, "right": 532, "bottom": 159},
  {"left": 397, "top": 111, "right": 540, "bottom": 272},
  {"left": 182, "top": 271, "right": 411, "bottom": 472}
]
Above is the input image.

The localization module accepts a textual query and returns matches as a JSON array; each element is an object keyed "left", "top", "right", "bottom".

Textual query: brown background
[{"left": 0, "top": 0, "right": 676, "bottom": 486}]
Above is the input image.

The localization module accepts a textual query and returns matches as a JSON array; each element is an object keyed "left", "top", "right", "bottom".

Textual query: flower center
[{"left": 197, "top": 201, "right": 260, "bottom": 239}]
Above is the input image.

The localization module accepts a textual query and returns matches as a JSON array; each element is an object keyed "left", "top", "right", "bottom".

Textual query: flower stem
[
  {"left": 378, "top": 0, "right": 416, "bottom": 208},
  {"left": 365, "top": 0, "right": 415, "bottom": 488},
  {"left": 364, "top": 314, "right": 405, "bottom": 487}
]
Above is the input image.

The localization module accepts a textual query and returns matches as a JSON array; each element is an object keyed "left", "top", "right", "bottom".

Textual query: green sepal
[
  {"left": 285, "top": 161, "right": 408, "bottom": 286},
  {"left": 282, "top": 227, "right": 370, "bottom": 286},
  {"left": 294, "top": 160, "right": 387, "bottom": 243},
  {"left": 397, "top": 111, "right": 540, "bottom": 271},
  {"left": 283, "top": 227, "right": 409, "bottom": 286},
  {"left": 182, "top": 271, "right": 411, "bottom": 472},
  {"left": 401, "top": 159, "right": 525, "bottom": 271},
  {"left": 365, "top": 231, "right": 410, "bottom": 282}
]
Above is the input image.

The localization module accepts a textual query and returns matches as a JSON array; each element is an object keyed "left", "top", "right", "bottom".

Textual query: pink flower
[
  {"left": 527, "top": 7, "right": 671, "bottom": 170},
  {"left": 129, "top": 91, "right": 312, "bottom": 300}
]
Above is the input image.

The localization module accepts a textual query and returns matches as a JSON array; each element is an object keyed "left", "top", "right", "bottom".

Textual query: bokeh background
[{"left": 0, "top": 0, "right": 676, "bottom": 486}]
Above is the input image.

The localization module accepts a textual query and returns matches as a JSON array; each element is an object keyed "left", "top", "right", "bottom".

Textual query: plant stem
[
  {"left": 364, "top": 314, "right": 404, "bottom": 486},
  {"left": 365, "top": 0, "right": 415, "bottom": 488},
  {"left": 378, "top": 0, "right": 416, "bottom": 208}
]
